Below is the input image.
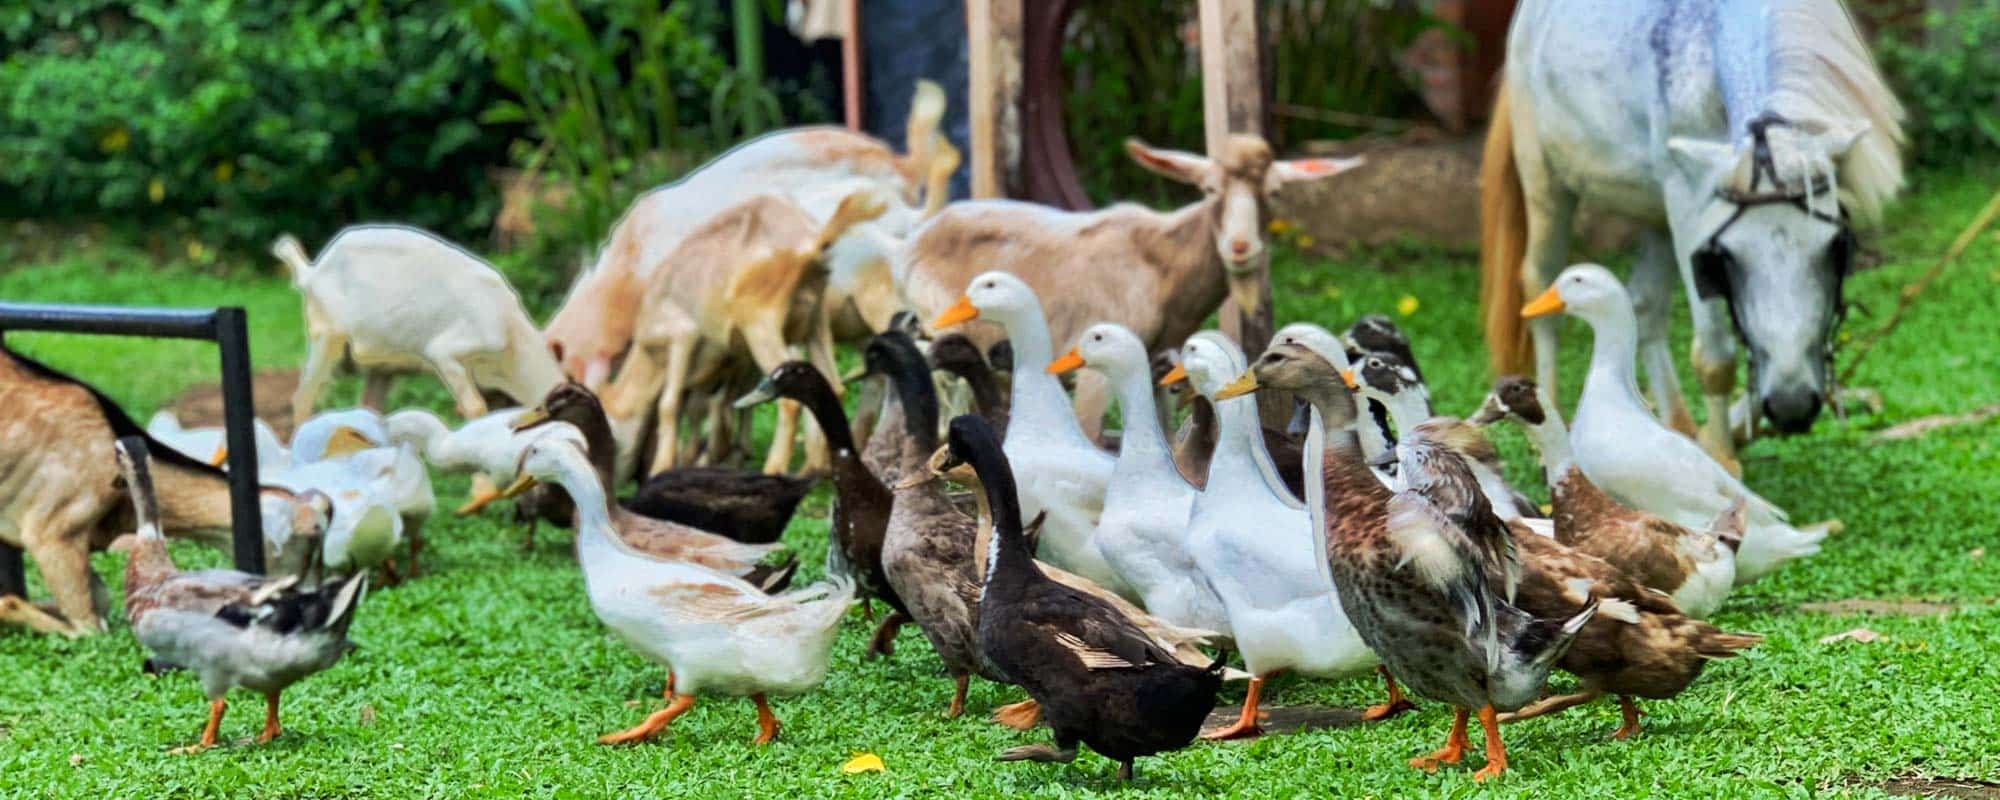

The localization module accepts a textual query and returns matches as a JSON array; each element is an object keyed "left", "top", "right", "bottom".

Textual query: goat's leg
[
  {"left": 425, "top": 350, "right": 489, "bottom": 421},
  {"left": 702, "top": 390, "right": 730, "bottom": 466},
  {"left": 800, "top": 312, "right": 839, "bottom": 473},
  {"left": 360, "top": 370, "right": 395, "bottom": 412},
  {"left": 742, "top": 326, "right": 802, "bottom": 475},
  {"left": 1630, "top": 231, "right": 1696, "bottom": 438},
  {"left": 648, "top": 337, "right": 696, "bottom": 473},
  {"left": 0, "top": 595, "right": 76, "bottom": 636},
  {"left": 23, "top": 522, "right": 101, "bottom": 635},
  {"left": 292, "top": 333, "right": 346, "bottom": 429}
]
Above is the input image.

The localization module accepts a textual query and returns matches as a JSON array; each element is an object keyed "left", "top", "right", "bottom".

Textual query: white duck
[
  {"left": 1522, "top": 264, "right": 1834, "bottom": 584},
  {"left": 502, "top": 436, "right": 853, "bottom": 746},
  {"left": 382, "top": 407, "right": 586, "bottom": 515},
  {"left": 146, "top": 410, "right": 289, "bottom": 472},
  {"left": 264, "top": 427, "right": 429, "bottom": 577},
  {"left": 930, "top": 272, "right": 1132, "bottom": 600},
  {"left": 290, "top": 408, "right": 388, "bottom": 465},
  {"left": 1050, "top": 323, "right": 1227, "bottom": 636},
  {"left": 1172, "top": 331, "right": 1397, "bottom": 739}
]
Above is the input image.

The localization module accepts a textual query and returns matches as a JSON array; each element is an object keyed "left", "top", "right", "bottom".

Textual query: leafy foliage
[
  {"left": 0, "top": 1, "right": 513, "bottom": 255},
  {"left": 1878, "top": 4, "right": 2000, "bottom": 167},
  {"left": 1062, "top": 0, "right": 1431, "bottom": 207}
]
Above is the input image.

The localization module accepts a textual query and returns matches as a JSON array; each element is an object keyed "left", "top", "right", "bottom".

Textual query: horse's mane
[{"left": 1765, "top": 0, "right": 1905, "bottom": 228}]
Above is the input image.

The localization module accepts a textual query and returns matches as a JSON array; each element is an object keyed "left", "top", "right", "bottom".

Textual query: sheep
[{"left": 273, "top": 225, "right": 563, "bottom": 428}]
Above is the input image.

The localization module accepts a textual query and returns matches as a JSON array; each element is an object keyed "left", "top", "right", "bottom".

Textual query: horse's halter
[{"left": 1690, "top": 113, "right": 1856, "bottom": 386}]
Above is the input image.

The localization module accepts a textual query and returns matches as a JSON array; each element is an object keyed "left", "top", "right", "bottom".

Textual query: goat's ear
[
  {"left": 1267, "top": 156, "right": 1363, "bottom": 191},
  {"left": 1125, "top": 139, "right": 1210, "bottom": 186}
]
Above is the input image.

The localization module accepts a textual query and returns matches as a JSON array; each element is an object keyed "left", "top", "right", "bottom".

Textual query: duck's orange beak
[
  {"left": 1340, "top": 369, "right": 1357, "bottom": 389},
  {"left": 1158, "top": 364, "right": 1187, "bottom": 387},
  {"left": 1214, "top": 371, "right": 1259, "bottom": 400},
  {"left": 1521, "top": 286, "right": 1566, "bottom": 319},
  {"left": 1046, "top": 347, "right": 1085, "bottom": 375},
  {"left": 932, "top": 295, "right": 979, "bottom": 329}
]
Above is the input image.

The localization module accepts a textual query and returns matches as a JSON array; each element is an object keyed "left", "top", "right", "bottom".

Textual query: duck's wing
[
  {"left": 1017, "top": 588, "right": 1178, "bottom": 671},
  {"left": 1384, "top": 493, "right": 1503, "bottom": 673},
  {"left": 140, "top": 570, "right": 365, "bottom": 637}
]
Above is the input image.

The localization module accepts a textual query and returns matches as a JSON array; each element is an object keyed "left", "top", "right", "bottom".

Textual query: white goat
[
  {"left": 543, "top": 82, "right": 955, "bottom": 391},
  {"left": 600, "top": 190, "right": 886, "bottom": 476},
  {"left": 273, "top": 225, "right": 563, "bottom": 428}
]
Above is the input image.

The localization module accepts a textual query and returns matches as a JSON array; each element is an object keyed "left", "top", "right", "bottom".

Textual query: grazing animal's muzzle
[{"left": 1761, "top": 384, "right": 1823, "bottom": 434}]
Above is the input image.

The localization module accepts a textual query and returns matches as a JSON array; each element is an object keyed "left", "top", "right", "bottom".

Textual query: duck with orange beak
[
  {"left": 1518, "top": 264, "right": 1833, "bottom": 585},
  {"left": 929, "top": 272, "right": 1134, "bottom": 601}
]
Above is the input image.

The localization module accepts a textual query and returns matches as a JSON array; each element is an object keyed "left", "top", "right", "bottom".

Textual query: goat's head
[{"left": 1125, "top": 135, "right": 1360, "bottom": 314}]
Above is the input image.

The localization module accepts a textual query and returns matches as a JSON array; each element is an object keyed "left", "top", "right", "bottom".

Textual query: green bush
[
  {"left": 1878, "top": 3, "right": 2000, "bottom": 167},
  {"left": 0, "top": 1, "right": 512, "bottom": 258}
]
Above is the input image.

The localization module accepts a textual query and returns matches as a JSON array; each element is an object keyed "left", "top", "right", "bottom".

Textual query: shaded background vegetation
[{"left": 3, "top": 0, "right": 1994, "bottom": 301}]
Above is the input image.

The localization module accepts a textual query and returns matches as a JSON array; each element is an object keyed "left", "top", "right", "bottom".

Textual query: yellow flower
[
  {"left": 99, "top": 127, "right": 130, "bottom": 154},
  {"left": 840, "top": 752, "right": 885, "bottom": 774},
  {"left": 148, "top": 178, "right": 165, "bottom": 203},
  {"left": 1267, "top": 218, "right": 1293, "bottom": 235},
  {"left": 1320, "top": 285, "right": 1343, "bottom": 301},
  {"left": 213, "top": 161, "right": 235, "bottom": 182},
  {"left": 186, "top": 240, "right": 206, "bottom": 261},
  {"left": 1295, "top": 234, "right": 1316, "bottom": 249},
  {"left": 1396, "top": 295, "right": 1420, "bottom": 316}
]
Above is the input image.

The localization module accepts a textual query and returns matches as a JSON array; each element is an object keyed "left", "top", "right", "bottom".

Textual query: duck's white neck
[
  {"left": 1376, "top": 390, "right": 1433, "bottom": 436},
  {"left": 1580, "top": 307, "right": 1646, "bottom": 410},
  {"left": 1107, "top": 366, "right": 1177, "bottom": 478},
  {"left": 991, "top": 307, "right": 1088, "bottom": 445},
  {"left": 551, "top": 450, "right": 619, "bottom": 560},
  {"left": 1209, "top": 389, "right": 1299, "bottom": 507},
  {"left": 387, "top": 411, "right": 450, "bottom": 461},
  {"left": 1519, "top": 414, "right": 1575, "bottom": 480}
]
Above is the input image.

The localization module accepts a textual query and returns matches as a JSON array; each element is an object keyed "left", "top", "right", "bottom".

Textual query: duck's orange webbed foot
[
  {"left": 1361, "top": 667, "right": 1417, "bottom": 722},
  {"left": 751, "top": 693, "right": 781, "bottom": 745},
  {"left": 171, "top": 698, "right": 228, "bottom": 755},
  {"left": 1409, "top": 707, "right": 1470, "bottom": 772},
  {"left": 256, "top": 693, "right": 283, "bottom": 744},
  {"left": 598, "top": 695, "right": 695, "bottom": 745},
  {"left": 1201, "top": 673, "right": 1270, "bottom": 740},
  {"left": 1610, "top": 696, "right": 1643, "bottom": 740},
  {"left": 992, "top": 699, "right": 1041, "bottom": 730},
  {"left": 1471, "top": 705, "right": 1509, "bottom": 782}
]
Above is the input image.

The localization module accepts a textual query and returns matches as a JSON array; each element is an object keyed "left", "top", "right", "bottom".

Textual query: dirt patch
[
  {"left": 1859, "top": 775, "right": 2000, "bottom": 799},
  {"left": 1201, "top": 705, "right": 1369, "bottom": 739},
  {"left": 166, "top": 368, "right": 299, "bottom": 438},
  {"left": 1798, "top": 599, "right": 1956, "bottom": 617}
]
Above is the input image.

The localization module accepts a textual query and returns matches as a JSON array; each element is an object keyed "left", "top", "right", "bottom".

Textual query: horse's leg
[
  {"left": 1629, "top": 230, "right": 1697, "bottom": 438},
  {"left": 1518, "top": 156, "right": 1575, "bottom": 398},
  {"left": 1683, "top": 260, "right": 1743, "bottom": 476}
]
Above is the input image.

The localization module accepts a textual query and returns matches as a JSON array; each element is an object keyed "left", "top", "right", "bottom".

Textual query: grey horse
[{"left": 1481, "top": 0, "right": 1904, "bottom": 471}]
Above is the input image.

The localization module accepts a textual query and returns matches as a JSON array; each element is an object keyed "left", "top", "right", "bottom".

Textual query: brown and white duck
[
  {"left": 1421, "top": 416, "right": 1764, "bottom": 739},
  {"left": 111, "top": 437, "right": 367, "bottom": 753},
  {"left": 1216, "top": 344, "right": 1592, "bottom": 781},
  {"left": 1470, "top": 375, "right": 1744, "bottom": 618}
]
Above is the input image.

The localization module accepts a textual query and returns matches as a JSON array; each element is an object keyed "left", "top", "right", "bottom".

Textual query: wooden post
[
  {"left": 842, "top": 0, "right": 863, "bottom": 131},
  {"left": 967, "top": 0, "right": 1022, "bottom": 199},
  {"left": 1199, "top": 0, "right": 1284, "bottom": 427}
]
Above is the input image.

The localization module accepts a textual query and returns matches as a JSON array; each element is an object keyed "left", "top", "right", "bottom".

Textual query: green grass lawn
[{"left": 3, "top": 166, "right": 1998, "bottom": 798}]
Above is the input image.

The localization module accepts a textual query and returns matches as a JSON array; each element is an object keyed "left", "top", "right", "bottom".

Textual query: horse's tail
[{"left": 1480, "top": 80, "right": 1532, "bottom": 377}]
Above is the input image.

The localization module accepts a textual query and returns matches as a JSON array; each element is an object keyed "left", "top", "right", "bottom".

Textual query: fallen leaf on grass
[
  {"left": 68, "top": 753, "right": 83, "bottom": 767},
  {"left": 1971, "top": 548, "right": 1985, "bottom": 560},
  {"left": 1873, "top": 404, "right": 2000, "bottom": 441},
  {"left": 359, "top": 704, "right": 377, "bottom": 725},
  {"left": 1799, "top": 599, "right": 1954, "bottom": 617},
  {"left": 841, "top": 753, "right": 885, "bottom": 774},
  {"left": 1819, "top": 627, "right": 1883, "bottom": 645}
]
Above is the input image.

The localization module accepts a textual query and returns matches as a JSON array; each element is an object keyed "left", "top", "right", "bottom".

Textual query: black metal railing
[{"left": 0, "top": 301, "right": 264, "bottom": 601}]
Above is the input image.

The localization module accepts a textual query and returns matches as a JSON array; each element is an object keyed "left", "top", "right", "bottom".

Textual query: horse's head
[{"left": 1668, "top": 118, "right": 1869, "bottom": 434}]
